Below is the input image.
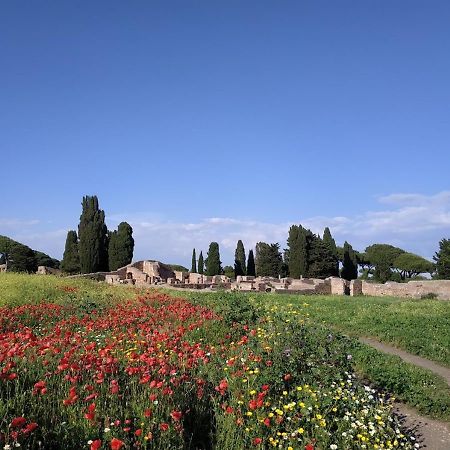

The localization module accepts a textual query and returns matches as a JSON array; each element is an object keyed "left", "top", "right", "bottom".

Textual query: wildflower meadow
[{"left": 0, "top": 277, "right": 419, "bottom": 449}]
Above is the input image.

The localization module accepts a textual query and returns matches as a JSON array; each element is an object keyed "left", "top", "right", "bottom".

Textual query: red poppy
[
  {"left": 305, "top": 444, "right": 315, "bottom": 450},
  {"left": 10, "top": 417, "right": 27, "bottom": 428},
  {"left": 110, "top": 438, "right": 125, "bottom": 450},
  {"left": 252, "top": 437, "right": 262, "bottom": 445},
  {"left": 160, "top": 423, "right": 169, "bottom": 431},
  {"left": 170, "top": 410, "right": 183, "bottom": 421},
  {"left": 90, "top": 440, "right": 102, "bottom": 450}
]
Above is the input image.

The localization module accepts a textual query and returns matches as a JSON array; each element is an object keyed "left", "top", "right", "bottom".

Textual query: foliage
[
  {"left": 190, "top": 248, "right": 197, "bottom": 273},
  {"left": 34, "top": 251, "right": 60, "bottom": 269},
  {"left": 0, "top": 235, "right": 58, "bottom": 271},
  {"left": 61, "top": 230, "right": 81, "bottom": 274},
  {"left": 255, "top": 242, "right": 282, "bottom": 277},
  {"left": 341, "top": 241, "right": 358, "bottom": 281},
  {"left": 246, "top": 249, "right": 256, "bottom": 277},
  {"left": 433, "top": 238, "right": 450, "bottom": 279},
  {"left": 234, "top": 240, "right": 246, "bottom": 277},
  {"left": 166, "top": 264, "right": 189, "bottom": 273},
  {"left": 78, "top": 195, "right": 109, "bottom": 273},
  {"left": 222, "top": 265, "right": 235, "bottom": 279},
  {"left": 307, "top": 234, "right": 338, "bottom": 279},
  {"left": 108, "top": 222, "right": 134, "bottom": 271},
  {"left": 205, "top": 242, "right": 222, "bottom": 276},
  {"left": 393, "top": 252, "right": 434, "bottom": 279},
  {"left": 365, "top": 244, "right": 405, "bottom": 283},
  {"left": 287, "top": 225, "right": 309, "bottom": 278},
  {"left": 197, "top": 251, "right": 204, "bottom": 275},
  {"left": 322, "top": 227, "right": 339, "bottom": 276},
  {"left": 0, "top": 277, "right": 420, "bottom": 448}
]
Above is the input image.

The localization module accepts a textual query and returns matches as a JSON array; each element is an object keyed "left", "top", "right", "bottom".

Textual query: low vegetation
[{"left": 0, "top": 274, "right": 427, "bottom": 449}]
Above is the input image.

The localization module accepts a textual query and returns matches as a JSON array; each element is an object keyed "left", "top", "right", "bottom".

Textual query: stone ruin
[{"left": 34, "top": 258, "right": 450, "bottom": 300}]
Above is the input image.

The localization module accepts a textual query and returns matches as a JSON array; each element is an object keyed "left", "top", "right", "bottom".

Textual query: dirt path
[
  {"left": 359, "top": 337, "right": 450, "bottom": 449},
  {"left": 394, "top": 403, "right": 450, "bottom": 450},
  {"left": 359, "top": 337, "right": 450, "bottom": 387}
]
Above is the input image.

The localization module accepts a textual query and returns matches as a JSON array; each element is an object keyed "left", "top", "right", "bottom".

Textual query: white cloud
[{"left": 2, "top": 191, "right": 449, "bottom": 265}]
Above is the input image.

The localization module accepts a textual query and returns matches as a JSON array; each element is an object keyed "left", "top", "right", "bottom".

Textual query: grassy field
[
  {"left": 259, "top": 293, "right": 450, "bottom": 367},
  {"left": 0, "top": 274, "right": 428, "bottom": 449},
  {"left": 0, "top": 272, "right": 135, "bottom": 307},
  {"left": 178, "top": 290, "right": 450, "bottom": 422}
]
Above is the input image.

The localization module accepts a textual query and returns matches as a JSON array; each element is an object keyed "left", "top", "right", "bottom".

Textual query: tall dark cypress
[
  {"left": 61, "top": 230, "right": 80, "bottom": 274},
  {"left": 108, "top": 222, "right": 134, "bottom": 271},
  {"left": 322, "top": 227, "right": 339, "bottom": 276},
  {"left": 287, "top": 225, "right": 301, "bottom": 278},
  {"left": 234, "top": 240, "right": 246, "bottom": 277},
  {"left": 247, "top": 249, "right": 256, "bottom": 276},
  {"left": 298, "top": 226, "right": 310, "bottom": 277},
  {"left": 198, "top": 251, "right": 204, "bottom": 274},
  {"left": 341, "top": 241, "right": 358, "bottom": 280},
  {"left": 78, "top": 195, "right": 108, "bottom": 273},
  {"left": 191, "top": 248, "right": 197, "bottom": 273},
  {"left": 205, "top": 242, "right": 221, "bottom": 276}
]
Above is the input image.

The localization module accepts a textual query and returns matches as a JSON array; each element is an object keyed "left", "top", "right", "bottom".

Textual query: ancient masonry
[{"left": 98, "top": 260, "right": 450, "bottom": 300}]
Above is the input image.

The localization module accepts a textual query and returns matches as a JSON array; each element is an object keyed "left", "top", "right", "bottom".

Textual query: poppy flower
[
  {"left": 90, "top": 440, "right": 102, "bottom": 450},
  {"left": 110, "top": 438, "right": 125, "bottom": 450}
]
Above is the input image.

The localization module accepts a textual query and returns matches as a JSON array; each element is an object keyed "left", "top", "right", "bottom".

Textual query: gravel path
[{"left": 359, "top": 337, "right": 450, "bottom": 449}]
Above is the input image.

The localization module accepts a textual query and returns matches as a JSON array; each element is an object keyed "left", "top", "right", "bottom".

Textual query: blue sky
[{"left": 1, "top": 1, "right": 449, "bottom": 266}]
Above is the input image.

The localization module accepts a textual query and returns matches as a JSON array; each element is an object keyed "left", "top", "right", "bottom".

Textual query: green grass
[
  {"left": 173, "top": 289, "right": 450, "bottom": 422},
  {"left": 0, "top": 272, "right": 137, "bottom": 307},
  {"left": 256, "top": 293, "right": 450, "bottom": 368}
]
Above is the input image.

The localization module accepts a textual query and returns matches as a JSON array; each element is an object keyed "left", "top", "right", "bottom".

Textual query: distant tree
[
  {"left": 255, "top": 242, "right": 282, "bottom": 277},
  {"left": 322, "top": 227, "right": 339, "bottom": 276},
  {"left": 78, "top": 195, "right": 109, "bottom": 273},
  {"left": 205, "top": 242, "right": 222, "bottom": 276},
  {"left": 198, "top": 251, "right": 204, "bottom": 274},
  {"left": 0, "top": 253, "right": 5, "bottom": 265},
  {"left": 234, "top": 240, "right": 246, "bottom": 277},
  {"left": 433, "top": 238, "right": 450, "bottom": 279},
  {"left": 307, "top": 234, "right": 338, "bottom": 279},
  {"left": 356, "top": 252, "right": 374, "bottom": 276},
  {"left": 223, "top": 265, "right": 235, "bottom": 279},
  {"left": 341, "top": 241, "right": 358, "bottom": 281},
  {"left": 0, "top": 235, "right": 16, "bottom": 269},
  {"left": 34, "top": 251, "right": 60, "bottom": 269},
  {"left": 191, "top": 248, "right": 197, "bottom": 273},
  {"left": 108, "top": 222, "right": 134, "bottom": 271},
  {"left": 365, "top": 244, "right": 405, "bottom": 283},
  {"left": 9, "top": 243, "right": 38, "bottom": 273},
  {"left": 247, "top": 249, "right": 256, "bottom": 276},
  {"left": 61, "top": 230, "right": 80, "bottom": 274},
  {"left": 393, "top": 253, "right": 434, "bottom": 280},
  {"left": 287, "top": 225, "right": 311, "bottom": 278}
]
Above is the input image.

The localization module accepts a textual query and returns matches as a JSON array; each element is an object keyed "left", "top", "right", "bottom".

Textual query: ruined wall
[{"left": 361, "top": 280, "right": 450, "bottom": 300}]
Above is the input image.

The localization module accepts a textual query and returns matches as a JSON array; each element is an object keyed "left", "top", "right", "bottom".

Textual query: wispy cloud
[{"left": 2, "top": 192, "right": 449, "bottom": 265}]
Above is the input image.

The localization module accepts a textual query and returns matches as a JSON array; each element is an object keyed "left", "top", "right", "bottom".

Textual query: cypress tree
[
  {"left": 234, "top": 240, "right": 246, "bottom": 277},
  {"left": 287, "top": 225, "right": 301, "bottom": 278},
  {"left": 108, "top": 222, "right": 134, "bottom": 271},
  {"left": 341, "top": 241, "right": 358, "bottom": 280},
  {"left": 78, "top": 195, "right": 109, "bottom": 273},
  {"left": 307, "top": 234, "right": 337, "bottom": 279},
  {"left": 191, "top": 248, "right": 197, "bottom": 273},
  {"left": 198, "top": 251, "right": 204, "bottom": 274},
  {"left": 298, "top": 226, "right": 311, "bottom": 277},
  {"left": 205, "top": 242, "right": 221, "bottom": 276},
  {"left": 322, "top": 227, "right": 339, "bottom": 276},
  {"left": 247, "top": 249, "right": 256, "bottom": 276},
  {"left": 255, "top": 242, "right": 282, "bottom": 277},
  {"left": 61, "top": 230, "right": 80, "bottom": 274}
]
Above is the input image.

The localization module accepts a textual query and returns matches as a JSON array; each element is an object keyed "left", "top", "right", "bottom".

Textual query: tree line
[
  {"left": 60, "top": 195, "right": 134, "bottom": 274},
  {"left": 190, "top": 227, "right": 450, "bottom": 281},
  {"left": 0, "top": 235, "right": 60, "bottom": 273}
]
